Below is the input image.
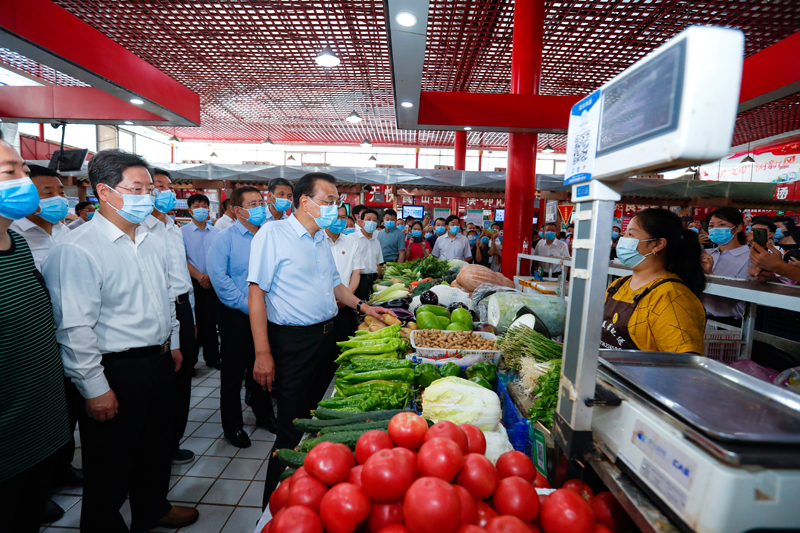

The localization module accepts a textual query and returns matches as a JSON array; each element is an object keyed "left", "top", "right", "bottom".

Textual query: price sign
[{"left": 565, "top": 90, "right": 602, "bottom": 186}]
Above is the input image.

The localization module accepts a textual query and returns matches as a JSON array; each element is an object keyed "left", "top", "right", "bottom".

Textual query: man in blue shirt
[
  {"left": 265, "top": 177, "right": 294, "bottom": 223},
  {"left": 427, "top": 216, "right": 447, "bottom": 249},
  {"left": 181, "top": 194, "right": 221, "bottom": 370},
  {"left": 208, "top": 186, "right": 276, "bottom": 449},
  {"left": 247, "top": 173, "right": 395, "bottom": 508},
  {"left": 377, "top": 208, "right": 406, "bottom": 263}
]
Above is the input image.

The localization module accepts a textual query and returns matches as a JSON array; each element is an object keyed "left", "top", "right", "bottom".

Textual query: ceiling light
[
  {"left": 129, "top": 98, "right": 144, "bottom": 105},
  {"left": 360, "top": 138, "right": 372, "bottom": 147},
  {"left": 124, "top": 121, "right": 133, "bottom": 125},
  {"left": 542, "top": 144, "right": 555, "bottom": 154},
  {"left": 263, "top": 137, "right": 274, "bottom": 145},
  {"left": 401, "top": 101, "right": 413, "bottom": 108},
  {"left": 741, "top": 154, "right": 755, "bottom": 163},
  {"left": 287, "top": 155, "right": 296, "bottom": 161},
  {"left": 395, "top": 12, "right": 418, "bottom": 27},
  {"left": 209, "top": 151, "right": 218, "bottom": 158},
  {"left": 464, "top": 127, "right": 472, "bottom": 131},
  {"left": 315, "top": 46, "right": 341, "bottom": 67},
  {"left": 369, "top": 155, "right": 377, "bottom": 161},
  {"left": 346, "top": 111, "right": 362, "bottom": 123},
  {"left": 168, "top": 135, "right": 179, "bottom": 142}
]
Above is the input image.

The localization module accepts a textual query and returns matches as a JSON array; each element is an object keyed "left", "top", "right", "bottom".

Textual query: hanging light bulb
[
  {"left": 369, "top": 155, "right": 377, "bottom": 161},
  {"left": 315, "top": 46, "right": 341, "bottom": 67},
  {"left": 168, "top": 135, "right": 179, "bottom": 142},
  {"left": 263, "top": 138, "right": 274, "bottom": 145},
  {"left": 209, "top": 151, "right": 218, "bottom": 158},
  {"left": 542, "top": 144, "right": 555, "bottom": 154},
  {"left": 287, "top": 155, "right": 296, "bottom": 161},
  {"left": 740, "top": 142, "right": 755, "bottom": 163},
  {"left": 346, "top": 111, "right": 362, "bottom": 123},
  {"left": 360, "top": 138, "right": 372, "bottom": 147}
]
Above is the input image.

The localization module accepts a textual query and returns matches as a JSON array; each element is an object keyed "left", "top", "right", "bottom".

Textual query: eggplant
[
  {"left": 420, "top": 290, "right": 438, "bottom": 305},
  {"left": 381, "top": 297, "right": 412, "bottom": 309},
  {"left": 390, "top": 308, "right": 416, "bottom": 324},
  {"left": 447, "top": 302, "right": 468, "bottom": 312},
  {"left": 474, "top": 323, "right": 497, "bottom": 334}
]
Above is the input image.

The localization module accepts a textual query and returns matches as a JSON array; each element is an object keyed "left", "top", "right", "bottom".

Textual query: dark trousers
[
  {"left": 79, "top": 349, "right": 174, "bottom": 533},
  {"left": 326, "top": 306, "right": 357, "bottom": 391},
  {"left": 217, "top": 303, "right": 274, "bottom": 433},
  {"left": 0, "top": 453, "right": 56, "bottom": 533},
  {"left": 173, "top": 297, "right": 196, "bottom": 454},
  {"left": 192, "top": 279, "right": 220, "bottom": 366},
  {"left": 52, "top": 377, "right": 84, "bottom": 481},
  {"left": 355, "top": 273, "right": 378, "bottom": 302},
  {"left": 262, "top": 320, "right": 336, "bottom": 509}
]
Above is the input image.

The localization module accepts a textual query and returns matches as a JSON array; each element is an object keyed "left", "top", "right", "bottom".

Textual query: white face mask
[{"left": 616, "top": 236, "right": 656, "bottom": 268}]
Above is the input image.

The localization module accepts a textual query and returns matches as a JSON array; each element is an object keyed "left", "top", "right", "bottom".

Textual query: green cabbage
[{"left": 421, "top": 376, "right": 501, "bottom": 430}]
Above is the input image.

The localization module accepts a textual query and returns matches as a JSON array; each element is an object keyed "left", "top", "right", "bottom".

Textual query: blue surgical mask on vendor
[{"left": 616, "top": 236, "right": 657, "bottom": 268}]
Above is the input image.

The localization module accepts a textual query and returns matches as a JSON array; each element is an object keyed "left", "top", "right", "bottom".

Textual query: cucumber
[
  {"left": 318, "top": 419, "right": 391, "bottom": 435},
  {"left": 279, "top": 468, "right": 296, "bottom": 481},
  {"left": 312, "top": 408, "right": 361, "bottom": 421},
  {"left": 297, "top": 409, "right": 413, "bottom": 432},
  {"left": 300, "top": 428, "right": 388, "bottom": 452},
  {"left": 275, "top": 448, "right": 307, "bottom": 469}
]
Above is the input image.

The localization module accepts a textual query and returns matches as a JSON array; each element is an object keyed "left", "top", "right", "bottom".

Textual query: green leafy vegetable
[
  {"left": 499, "top": 325, "right": 563, "bottom": 371},
  {"left": 527, "top": 360, "right": 561, "bottom": 429}
]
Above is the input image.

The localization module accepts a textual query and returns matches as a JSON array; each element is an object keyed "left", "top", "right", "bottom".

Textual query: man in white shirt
[
  {"left": 327, "top": 205, "right": 364, "bottom": 342},
  {"left": 354, "top": 208, "right": 384, "bottom": 301},
  {"left": 213, "top": 198, "right": 236, "bottom": 230},
  {"left": 42, "top": 149, "right": 198, "bottom": 531},
  {"left": 67, "top": 201, "right": 96, "bottom": 230},
  {"left": 432, "top": 215, "right": 472, "bottom": 262},
  {"left": 142, "top": 168, "right": 198, "bottom": 466},
  {"left": 533, "top": 222, "right": 571, "bottom": 278},
  {"left": 264, "top": 177, "right": 294, "bottom": 223},
  {"left": 9, "top": 164, "right": 70, "bottom": 270}
]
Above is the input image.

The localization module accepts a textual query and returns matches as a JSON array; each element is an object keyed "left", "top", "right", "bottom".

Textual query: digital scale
[{"left": 554, "top": 26, "right": 800, "bottom": 532}]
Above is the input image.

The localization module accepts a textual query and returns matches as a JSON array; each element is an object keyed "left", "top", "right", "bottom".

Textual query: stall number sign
[{"left": 565, "top": 90, "right": 602, "bottom": 186}]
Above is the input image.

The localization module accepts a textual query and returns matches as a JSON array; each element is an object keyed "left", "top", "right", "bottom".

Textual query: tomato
[
  {"left": 453, "top": 484, "right": 477, "bottom": 526},
  {"left": 459, "top": 424, "right": 487, "bottom": 455},
  {"left": 456, "top": 526, "right": 487, "bottom": 533},
  {"left": 319, "top": 483, "right": 371, "bottom": 533},
  {"left": 591, "top": 492, "right": 631, "bottom": 533},
  {"left": 492, "top": 476, "right": 540, "bottom": 523},
  {"left": 403, "top": 477, "right": 462, "bottom": 533},
  {"left": 562, "top": 480, "right": 595, "bottom": 504},
  {"left": 362, "top": 449, "right": 415, "bottom": 503},
  {"left": 367, "top": 502, "right": 404, "bottom": 533},
  {"left": 417, "top": 438, "right": 465, "bottom": 482},
  {"left": 294, "top": 467, "right": 311, "bottom": 481},
  {"left": 270, "top": 480, "right": 292, "bottom": 514},
  {"left": 388, "top": 413, "right": 429, "bottom": 450},
  {"left": 424, "top": 421, "right": 469, "bottom": 455},
  {"left": 392, "top": 447, "right": 419, "bottom": 479},
  {"left": 347, "top": 465, "right": 364, "bottom": 487},
  {"left": 473, "top": 502, "right": 497, "bottom": 528},
  {"left": 485, "top": 516, "right": 529, "bottom": 533},
  {"left": 262, "top": 519, "right": 272, "bottom": 533},
  {"left": 527, "top": 525, "right": 540, "bottom": 533},
  {"left": 304, "top": 442, "right": 356, "bottom": 486},
  {"left": 454, "top": 454, "right": 498, "bottom": 500},
  {"left": 539, "top": 489, "right": 594, "bottom": 533},
  {"left": 286, "top": 475, "right": 329, "bottom": 513},
  {"left": 356, "top": 431, "right": 395, "bottom": 465},
  {"left": 272, "top": 505, "right": 323, "bottom": 533},
  {"left": 537, "top": 493, "right": 549, "bottom": 507},
  {"left": 496, "top": 451, "right": 535, "bottom": 483},
  {"left": 593, "top": 525, "right": 614, "bottom": 533},
  {"left": 533, "top": 473, "right": 550, "bottom": 490},
  {"left": 378, "top": 526, "right": 412, "bottom": 533}
]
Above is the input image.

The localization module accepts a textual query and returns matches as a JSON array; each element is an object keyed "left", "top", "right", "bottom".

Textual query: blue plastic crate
[{"left": 498, "top": 381, "right": 529, "bottom": 452}]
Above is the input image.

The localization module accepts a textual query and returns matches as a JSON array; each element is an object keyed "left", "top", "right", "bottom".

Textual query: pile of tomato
[{"left": 265, "top": 413, "right": 632, "bottom": 533}]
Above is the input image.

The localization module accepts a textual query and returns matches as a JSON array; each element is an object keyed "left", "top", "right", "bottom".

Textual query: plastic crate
[
  {"left": 704, "top": 330, "right": 748, "bottom": 362},
  {"left": 410, "top": 330, "right": 501, "bottom": 362},
  {"left": 497, "top": 382, "right": 528, "bottom": 452}
]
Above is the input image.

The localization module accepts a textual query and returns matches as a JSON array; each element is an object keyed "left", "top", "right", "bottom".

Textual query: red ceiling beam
[
  {"left": 739, "top": 31, "right": 800, "bottom": 112},
  {"left": 417, "top": 92, "right": 579, "bottom": 133},
  {"left": 0, "top": 0, "right": 200, "bottom": 125}
]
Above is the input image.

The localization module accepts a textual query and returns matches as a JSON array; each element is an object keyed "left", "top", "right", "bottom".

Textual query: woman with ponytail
[{"left": 601, "top": 209, "right": 707, "bottom": 354}]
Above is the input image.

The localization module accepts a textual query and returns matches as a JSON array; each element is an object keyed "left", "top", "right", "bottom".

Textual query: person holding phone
[{"left": 405, "top": 221, "right": 431, "bottom": 261}]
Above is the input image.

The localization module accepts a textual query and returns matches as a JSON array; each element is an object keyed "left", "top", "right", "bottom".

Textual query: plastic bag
[
  {"left": 487, "top": 291, "right": 567, "bottom": 336},
  {"left": 406, "top": 352, "right": 494, "bottom": 368},
  {"left": 724, "top": 359, "right": 780, "bottom": 383},
  {"left": 774, "top": 366, "right": 800, "bottom": 394},
  {"left": 410, "top": 285, "right": 473, "bottom": 314},
  {"left": 472, "top": 282, "right": 517, "bottom": 324}
]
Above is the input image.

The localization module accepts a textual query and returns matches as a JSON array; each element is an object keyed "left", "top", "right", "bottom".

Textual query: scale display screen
[
  {"left": 597, "top": 40, "right": 685, "bottom": 157},
  {"left": 494, "top": 208, "right": 505, "bottom": 222},
  {"left": 402, "top": 205, "right": 424, "bottom": 219}
]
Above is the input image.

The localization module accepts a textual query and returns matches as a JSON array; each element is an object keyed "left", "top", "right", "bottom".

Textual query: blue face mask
[
  {"left": 612, "top": 231, "right": 620, "bottom": 240},
  {"left": 412, "top": 230, "right": 422, "bottom": 238},
  {"left": 191, "top": 208, "right": 209, "bottom": 222},
  {"left": 396, "top": 224, "right": 405, "bottom": 231},
  {"left": 544, "top": 231, "right": 556, "bottom": 240},
  {"left": 481, "top": 236, "right": 490, "bottom": 244},
  {"left": 328, "top": 219, "right": 347, "bottom": 234},
  {"left": 108, "top": 187, "right": 154, "bottom": 224},
  {"left": 86, "top": 211, "right": 95, "bottom": 220},
  {"left": 539, "top": 231, "right": 544, "bottom": 238},
  {"left": 363, "top": 220, "right": 378, "bottom": 233},
  {"left": 38, "top": 196, "right": 69, "bottom": 223},
  {"left": 168, "top": 214, "right": 176, "bottom": 221},
  {"left": 774, "top": 228, "right": 785, "bottom": 242},
  {"left": 273, "top": 197, "right": 292, "bottom": 212},
  {"left": 709, "top": 227, "right": 736, "bottom": 246},
  {"left": 342, "top": 228, "right": 356, "bottom": 235},
  {"left": 0, "top": 177, "right": 40, "bottom": 220},
  {"left": 689, "top": 227, "right": 699, "bottom": 233},
  {"left": 616, "top": 236, "right": 656, "bottom": 268},
  {"left": 244, "top": 205, "right": 267, "bottom": 226},
  {"left": 424, "top": 232, "right": 432, "bottom": 239},
  {"left": 435, "top": 226, "right": 446, "bottom": 235},
  {"left": 498, "top": 236, "right": 503, "bottom": 243},
  {"left": 384, "top": 221, "right": 396, "bottom": 230},
  {"left": 448, "top": 226, "right": 459, "bottom": 235},
  {"left": 468, "top": 235, "right": 478, "bottom": 244},
  {"left": 308, "top": 199, "right": 338, "bottom": 230},
  {"left": 154, "top": 190, "right": 177, "bottom": 213},
  {"left": 746, "top": 225, "right": 752, "bottom": 232}
]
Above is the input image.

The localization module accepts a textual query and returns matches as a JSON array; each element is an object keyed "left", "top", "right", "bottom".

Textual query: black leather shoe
[
  {"left": 55, "top": 465, "right": 84, "bottom": 487},
  {"left": 40, "top": 499, "right": 65, "bottom": 524},
  {"left": 244, "top": 390, "right": 253, "bottom": 407},
  {"left": 256, "top": 416, "right": 279, "bottom": 434},
  {"left": 225, "top": 428, "right": 252, "bottom": 448},
  {"left": 207, "top": 361, "right": 223, "bottom": 370}
]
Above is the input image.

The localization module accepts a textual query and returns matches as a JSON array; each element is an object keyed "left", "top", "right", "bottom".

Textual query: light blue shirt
[
  {"left": 247, "top": 215, "right": 342, "bottom": 326},
  {"left": 208, "top": 220, "right": 255, "bottom": 314},
  {"left": 181, "top": 221, "right": 219, "bottom": 275},
  {"left": 377, "top": 227, "right": 406, "bottom": 262}
]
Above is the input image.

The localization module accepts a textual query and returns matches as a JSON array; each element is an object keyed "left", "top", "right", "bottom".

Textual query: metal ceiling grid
[
  {"left": 0, "top": 47, "right": 89, "bottom": 87},
  {"left": 733, "top": 92, "right": 800, "bottom": 146}
]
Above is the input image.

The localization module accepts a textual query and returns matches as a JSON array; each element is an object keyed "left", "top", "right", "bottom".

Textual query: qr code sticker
[
  {"left": 572, "top": 131, "right": 590, "bottom": 167},
  {"left": 536, "top": 440, "right": 545, "bottom": 470}
]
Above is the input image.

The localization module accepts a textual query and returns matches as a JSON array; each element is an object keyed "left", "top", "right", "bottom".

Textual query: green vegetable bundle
[
  {"left": 381, "top": 255, "right": 453, "bottom": 285},
  {"left": 465, "top": 361, "right": 497, "bottom": 385},
  {"left": 498, "top": 325, "right": 563, "bottom": 371},
  {"left": 527, "top": 359, "right": 561, "bottom": 429}
]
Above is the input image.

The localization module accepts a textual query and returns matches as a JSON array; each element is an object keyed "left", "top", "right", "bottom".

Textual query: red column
[
  {"left": 454, "top": 131, "right": 467, "bottom": 170},
  {"left": 502, "top": 0, "right": 544, "bottom": 280}
]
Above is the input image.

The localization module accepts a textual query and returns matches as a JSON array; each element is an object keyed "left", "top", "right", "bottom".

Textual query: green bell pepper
[
  {"left": 465, "top": 361, "right": 497, "bottom": 385},
  {"left": 414, "top": 363, "right": 442, "bottom": 389},
  {"left": 439, "top": 362, "right": 462, "bottom": 378},
  {"left": 337, "top": 368, "right": 416, "bottom": 386},
  {"left": 469, "top": 376, "right": 492, "bottom": 390}
]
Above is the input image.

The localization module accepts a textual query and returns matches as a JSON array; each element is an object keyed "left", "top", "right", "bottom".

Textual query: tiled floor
[{"left": 42, "top": 362, "right": 272, "bottom": 533}]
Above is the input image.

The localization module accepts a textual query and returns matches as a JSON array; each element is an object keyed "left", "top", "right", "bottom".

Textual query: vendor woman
[{"left": 602, "top": 209, "right": 707, "bottom": 354}]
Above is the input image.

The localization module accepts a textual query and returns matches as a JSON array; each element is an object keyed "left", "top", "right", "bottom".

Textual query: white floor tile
[
  {"left": 179, "top": 503, "right": 233, "bottom": 533},
  {"left": 188, "top": 408, "right": 215, "bottom": 422},
  {"left": 168, "top": 476, "right": 215, "bottom": 503},
  {"left": 182, "top": 437, "right": 216, "bottom": 456},
  {"left": 171, "top": 460, "right": 196, "bottom": 476},
  {"left": 120, "top": 498, "right": 132, "bottom": 528},
  {"left": 204, "top": 438, "right": 240, "bottom": 458},
  {"left": 242, "top": 412, "right": 257, "bottom": 425},
  {"left": 183, "top": 420, "right": 203, "bottom": 436},
  {"left": 208, "top": 388, "right": 221, "bottom": 399},
  {"left": 186, "top": 456, "right": 231, "bottom": 478},
  {"left": 192, "top": 421, "right": 224, "bottom": 439},
  {"left": 256, "top": 460, "right": 269, "bottom": 480},
  {"left": 169, "top": 475, "right": 182, "bottom": 490},
  {"left": 248, "top": 427, "right": 277, "bottom": 442},
  {"left": 189, "top": 396, "right": 204, "bottom": 408},
  {"left": 191, "top": 386, "right": 217, "bottom": 398},
  {"left": 48, "top": 499, "right": 81, "bottom": 528},
  {"left": 201, "top": 479, "right": 250, "bottom": 505},
  {"left": 221, "top": 505, "right": 264, "bottom": 533},
  {"left": 71, "top": 449, "right": 83, "bottom": 469},
  {"left": 220, "top": 458, "right": 263, "bottom": 481},
  {"left": 235, "top": 440, "right": 274, "bottom": 460},
  {"left": 195, "top": 397, "right": 220, "bottom": 410},
  {"left": 206, "top": 410, "right": 222, "bottom": 423},
  {"left": 201, "top": 378, "right": 222, "bottom": 388},
  {"left": 54, "top": 484, "right": 83, "bottom": 496},
  {"left": 239, "top": 481, "right": 265, "bottom": 508},
  {"left": 51, "top": 494, "right": 81, "bottom": 513}
]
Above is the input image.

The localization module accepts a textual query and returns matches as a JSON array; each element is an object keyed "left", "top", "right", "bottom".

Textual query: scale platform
[{"left": 591, "top": 350, "right": 800, "bottom": 533}]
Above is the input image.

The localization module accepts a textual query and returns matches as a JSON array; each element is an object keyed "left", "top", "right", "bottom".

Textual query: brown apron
[{"left": 600, "top": 276, "right": 687, "bottom": 350}]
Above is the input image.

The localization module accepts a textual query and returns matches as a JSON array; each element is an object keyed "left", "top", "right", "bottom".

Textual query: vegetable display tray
[{"left": 410, "top": 330, "right": 500, "bottom": 363}]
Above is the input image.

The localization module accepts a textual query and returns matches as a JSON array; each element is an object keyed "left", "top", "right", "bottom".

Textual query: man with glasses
[
  {"left": 42, "top": 149, "right": 198, "bottom": 531},
  {"left": 265, "top": 177, "right": 294, "bottom": 223},
  {"left": 247, "top": 173, "right": 395, "bottom": 507},
  {"left": 141, "top": 168, "right": 197, "bottom": 466},
  {"left": 208, "top": 186, "right": 277, "bottom": 448}
]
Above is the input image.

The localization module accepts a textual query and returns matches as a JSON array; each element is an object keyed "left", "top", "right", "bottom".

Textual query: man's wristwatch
[{"left": 356, "top": 300, "right": 366, "bottom": 313}]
